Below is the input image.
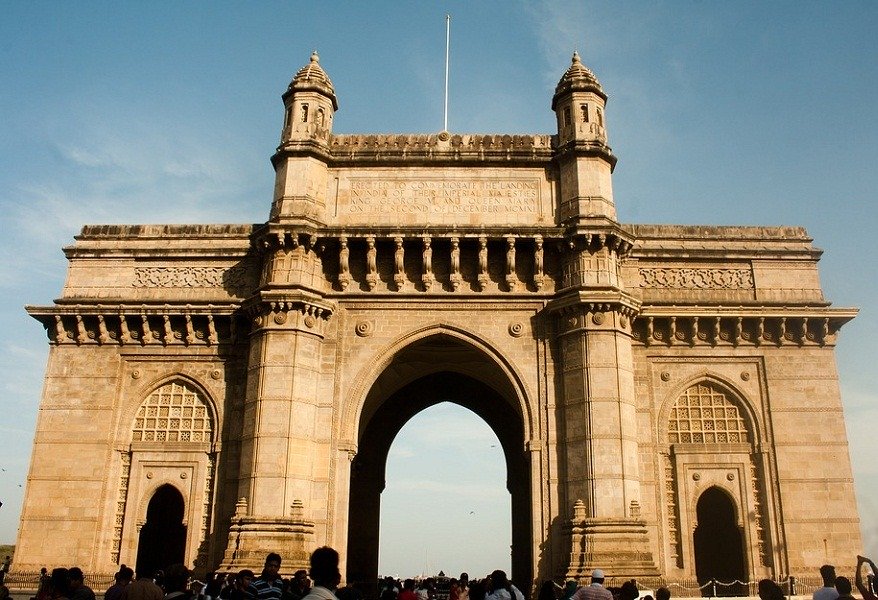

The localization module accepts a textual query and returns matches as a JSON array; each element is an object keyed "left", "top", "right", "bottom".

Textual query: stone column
[
  {"left": 551, "top": 237, "right": 658, "bottom": 578},
  {"left": 221, "top": 241, "right": 331, "bottom": 573}
]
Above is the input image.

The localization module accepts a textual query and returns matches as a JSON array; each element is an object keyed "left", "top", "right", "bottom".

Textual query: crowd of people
[{"left": 4, "top": 550, "right": 875, "bottom": 600}]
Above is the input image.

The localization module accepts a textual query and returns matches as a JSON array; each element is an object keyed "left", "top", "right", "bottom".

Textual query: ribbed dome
[
  {"left": 285, "top": 51, "right": 338, "bottom": 109},
  {"left": 552, "top": 51, "right": 606, "bottom": 108}
]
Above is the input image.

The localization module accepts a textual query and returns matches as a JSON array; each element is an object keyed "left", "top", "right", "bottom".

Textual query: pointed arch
[
  {"left": 126, "top": 374, "right": 219, "bottom": 446},
  {"left": 341, "top": 322, "right": 535, "bottom": 447},
  {"left": 659, "top": 372, "right": 761, "bottom": 449}
]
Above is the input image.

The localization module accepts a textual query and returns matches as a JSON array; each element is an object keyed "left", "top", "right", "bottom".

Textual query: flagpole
[{"left": 444, "top": 14, "right": 450, "bottom": 132}]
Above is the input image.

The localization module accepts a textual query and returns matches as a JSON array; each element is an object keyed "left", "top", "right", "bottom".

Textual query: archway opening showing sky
[{"left": 379, "top": 402, "right": 511, "bottom": 579}]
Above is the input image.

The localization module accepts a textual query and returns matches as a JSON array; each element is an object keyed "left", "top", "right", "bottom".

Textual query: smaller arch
[
  {"left": 135, "top": 480, "right": 188, "bottom": 525},
  {"left": 693, "top": 486, "right": 747, "bottom": 593},
  {"left": 136, "top": 484, "right": 187, "bottom": 577},
  {"left": 659, "top": 373, "right": 761, "bottom": 448}
]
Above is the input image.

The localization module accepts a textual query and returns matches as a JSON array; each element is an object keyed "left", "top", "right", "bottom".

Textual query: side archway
[
  {"left": 661, "top": 379, "right": 770, "bottom": 582},
  {"left": 116, "top": 379, "right": 218, "bottom": 572}
]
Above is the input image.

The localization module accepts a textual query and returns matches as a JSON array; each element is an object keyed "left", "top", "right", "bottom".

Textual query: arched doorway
[
  {"left": 347, "top": 334, "right": 531, "bottom": 589},
  {"left": 694, "top": 487, "right": 746, "bottom": 596},
  {"left": 137, "top": 484, "right": 187, "bottom": 577}
]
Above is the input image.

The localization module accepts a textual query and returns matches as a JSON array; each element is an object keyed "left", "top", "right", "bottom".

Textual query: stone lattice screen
[
  {"left": 132, "top": 381, "right": 212, "bottom": 442},
  {"left": 668, "top": 383, "right": 750, "bottom": 444}
]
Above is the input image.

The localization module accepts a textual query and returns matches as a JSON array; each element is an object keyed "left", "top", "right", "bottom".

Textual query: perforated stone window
[
  {"left": 668, "top": 382, "right": 749, "bottom": 444},
  {"left": 132, "top": 381, "right": 212, "bottom": 443}
]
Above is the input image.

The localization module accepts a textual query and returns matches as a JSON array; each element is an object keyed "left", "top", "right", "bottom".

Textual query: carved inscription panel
[{"left": 330, "top": 169, "right": 554, "bottom": 226}]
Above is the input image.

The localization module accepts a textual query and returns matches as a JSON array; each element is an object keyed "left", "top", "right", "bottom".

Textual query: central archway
[{"left": 347, "top": 334, "right": 532, "bottom": 589}]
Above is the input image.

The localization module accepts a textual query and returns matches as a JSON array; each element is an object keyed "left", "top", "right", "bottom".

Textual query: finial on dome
[
  {"left": 310, "top": 51, "right": 319, "bottom": 64},
  {"left": 572, "top": 51, "right": 581, "bottom": 64}
]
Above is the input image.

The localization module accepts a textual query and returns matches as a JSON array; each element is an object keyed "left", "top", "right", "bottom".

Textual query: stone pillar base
[
  {"left": 566, "top": 516, "right": 660, "bottom": 580},
  {"left": 220, "top": 499, "right": 314, "bottom": 574}
]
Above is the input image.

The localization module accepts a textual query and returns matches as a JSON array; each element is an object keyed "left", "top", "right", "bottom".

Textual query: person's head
[
  {"left": 236, "top": 570, "right": 254, "bottom": 590},
  {"left": 50, "top": 568, "right": 70, "bottom": 598},
  {"left": 655, "top": 587, "right": 670, "bottom": 600},
  {"left": 67, "top": 568, "right": 84, "bottom": 591},
  {"left": 41, "top": 568, "right": 48, "bottom": 577},
  {"left": 460, "top": 574, "right": 469, "bottom": 585},
  {"left": 757, "top": 579, "right": 784, "bottom": 600},
  {"left": 591, "top": 570, "right": 605, "bottom": 585},
  {"left": 309, "top": 546, "right": 341, "bottom": 590},
  {"left": 490, "top": 571, "right": 509, "bottom": 593},
  {"left": 293, "top": 570, "right": 310, "bottom": 590},
  {"left": 263, "top": 553, "right": 282, "bottom": 580},
  {"left": 835, "top": 577, "right": 852, "bottom": 596},
  {"left": 620, "top": 580, "right": 638, "bottom": 600},
  {"left": 404, "top": 580, "right": 415, "bottom": 592},
  {"left": 538, "top": 580, "right": 556, "bottom": 600},
  {"left": 163, "top": 564, "right": 190, "bottom": 594},
  {"left": 820, "top": 565, "right": 837, "bottom": 587},
  {"left": 117, "top": 567, "right": 134, "bottom": 585}
]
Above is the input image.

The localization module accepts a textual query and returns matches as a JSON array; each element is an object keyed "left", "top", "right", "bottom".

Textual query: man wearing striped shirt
[{"left": 247, "top": 554, "right": 284, "bottom": 600}]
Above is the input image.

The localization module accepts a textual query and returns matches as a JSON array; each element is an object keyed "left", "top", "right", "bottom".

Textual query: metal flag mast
[{"left": 444, "top": 14, "right": 450, "bottom": 132}]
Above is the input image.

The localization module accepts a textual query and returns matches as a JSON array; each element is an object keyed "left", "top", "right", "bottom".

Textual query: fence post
[
  {"left": 710, "top": 578, "right": 717, "bottom": 598},
  {"left": 789, "top": 575, "right": 796, "bottom": 597}
]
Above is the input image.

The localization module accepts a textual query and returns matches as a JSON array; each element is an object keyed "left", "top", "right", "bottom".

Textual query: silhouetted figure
[
  {"left": 229, "top": 571, "right": 255, "bottom": 600},
  {"left": 484, "top": 571, "right": 523, "bottom": 600},
  {"left": 835, "top": 577, "right": 854, "bottom": 600},
  {"left": 301, "top": 547, "right": 341, "bottom": 600},
  {"left": 399, "top": 580, "right": 417, "bottom": 600},
  {"left": 285, "top": 571, "right": 311, "bottom": 600},
  {"left": 68, "top": 568, "right": 96, "bottom": 600},
  {"left": 50, "top": 568, "right": 70, "bottom": 600},
  {"left": 757, "top": 579, "right": 784, "bottom": 600},
  {"left": 857, "top": 556, "right": 878, "bottom": 600},
  {"left": 121, "top": 568, "right": 163, "bottom": 600},
  {"left": 655, "top": 587, "right": 670, "bottom": 600},
  {"left": 106, "top": 566, "right": 135, "bottom": 600},
  {"left": 814, "top": 565, "right": 839, "bottom": 600},
  {"left": 537, "top": 580, "right": 556, "bottom": 600},
  {"left": 163, "top": 564, "right": 192, "bottom": 600}
]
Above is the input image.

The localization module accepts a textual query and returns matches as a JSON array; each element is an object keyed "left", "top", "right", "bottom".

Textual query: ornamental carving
[
  {"left": 639, "top": 267, "right": 754, "bottom": 290},
  {"left": 133, "top": 265, "right": 255, "bottom": 293}
]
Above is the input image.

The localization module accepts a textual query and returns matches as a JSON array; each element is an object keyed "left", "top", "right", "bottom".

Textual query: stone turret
[
  {"left": 281, "top": 51, "right": 337, "bottom": 143},
  {"left": 552, "top": 52, "right": 618, "bottom": 224},
  {"left": 270, "top": 52, "right": 336, "bottom": 223}
]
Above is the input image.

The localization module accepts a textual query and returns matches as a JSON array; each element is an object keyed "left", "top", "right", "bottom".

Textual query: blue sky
[{"left": 1, "top": 1, "right": 876, "bottom": 578}]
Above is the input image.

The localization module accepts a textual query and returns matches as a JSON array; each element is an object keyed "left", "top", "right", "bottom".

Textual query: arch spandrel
[
  {"left": 340, "top": 322, "right": 536, "bottom": 449},
  {"left": 658, "top": 372, "right": 762, "bottom": 450}
]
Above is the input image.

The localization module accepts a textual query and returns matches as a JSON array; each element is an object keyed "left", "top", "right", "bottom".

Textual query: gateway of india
[{"left": 17, "top": 52, "right": 862, "bottom": 590}]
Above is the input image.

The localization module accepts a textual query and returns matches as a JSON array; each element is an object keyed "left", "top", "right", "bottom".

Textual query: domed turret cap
[
  {"left": 552, "top": 51, "right": 606, "bottom": 108},
  {"left": 284, "top": 51, "right": 338, "bottom": 110}
]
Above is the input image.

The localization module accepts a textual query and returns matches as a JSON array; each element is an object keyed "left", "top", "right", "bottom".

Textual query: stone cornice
[
  {"left": 275, "top": 132, "right": 558, "bottom": 167},
  {"left": 27, "top": 303, "right": 246, "bottom": 346},
  {"left": 632, "top": 306, "right": 857, "bottom": 347}
]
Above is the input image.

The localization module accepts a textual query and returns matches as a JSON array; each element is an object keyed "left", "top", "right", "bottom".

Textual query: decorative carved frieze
[
  {"left": 639, "top": 267, "right": 754, "bottom": 290},
  {"left": 133, "top": 265, "right": 256, "bottom": 294}
]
